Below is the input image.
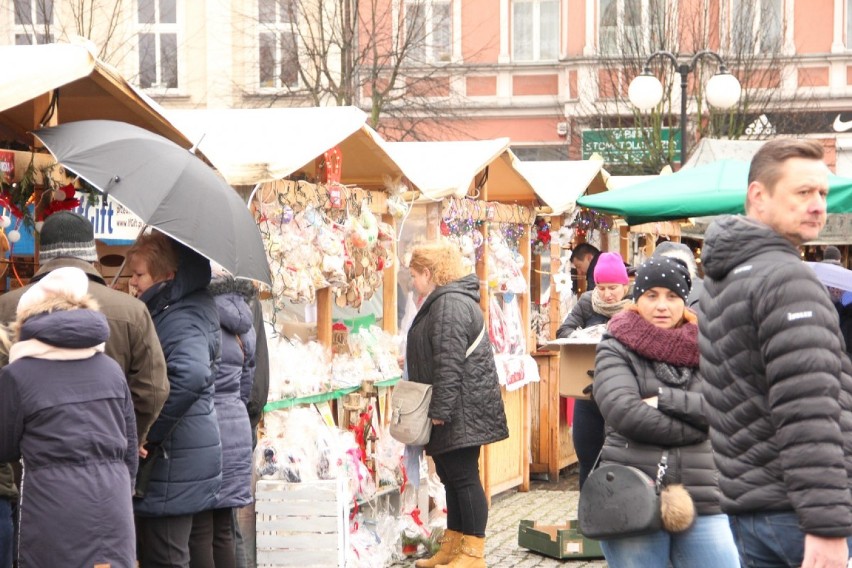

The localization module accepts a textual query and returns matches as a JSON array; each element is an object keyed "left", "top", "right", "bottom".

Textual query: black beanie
[
  {"left": 633, "top": 256, "right": 692, "bottom": 303},
  {"left": 38, "top": 211, "right": 98, "bottom": 262}
]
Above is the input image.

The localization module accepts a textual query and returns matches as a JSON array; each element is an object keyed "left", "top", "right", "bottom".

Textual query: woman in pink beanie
[{"left": 556, "top": 251, "right": 631, "bottom": 488}]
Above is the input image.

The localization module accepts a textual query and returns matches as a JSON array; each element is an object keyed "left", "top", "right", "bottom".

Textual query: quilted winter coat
[
  {"left": 210, "top": 278, "right": 257, "bottom": 509},
  {"left": 0, "top": 308, "right": 138, "bottom": 567},
  {"left": 133, "top": 243, "right": 223, "bottom": 518},
  {"left": 698, "top": 215, "right": 852, "bottom": 537},
  {"left": 405, "top": 273, "right": 509, "bottom": 456}
]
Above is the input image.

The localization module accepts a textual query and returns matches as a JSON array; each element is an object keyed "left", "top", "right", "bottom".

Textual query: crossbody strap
[{"left": 466, "top": 324, "right": 487, "bottom": 358}]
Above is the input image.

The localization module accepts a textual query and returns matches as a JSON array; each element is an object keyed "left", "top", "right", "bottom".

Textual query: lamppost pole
[{"left": 628, "top": 50, "right": 742, "bottom": 165}]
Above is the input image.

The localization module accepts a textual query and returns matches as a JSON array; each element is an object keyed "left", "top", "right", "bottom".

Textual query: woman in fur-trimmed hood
[
  {"left": 590, "top": 257, "right": 738, "bottom": 568},
  {"left": 0, "top": 267, "right": 138, "bottom": 567}
]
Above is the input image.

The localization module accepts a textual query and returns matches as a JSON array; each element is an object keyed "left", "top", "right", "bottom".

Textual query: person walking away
[
  {"left": 406, "top": 240, "right": 509, "bottom": 568},
  {"left": 570, "top": 243, "right": 601, "bottom": 293},
  {"left": 189, "top": 272, "right": 257, "bottom": 568},
  {"left": 698, "top": 138, "right": 852, "bottom": 568},
  {"left": 592, "top": 257, "right": 739, "bottom": 567},
  {"left": 128, "top": 231, "right": 223, "bottom": 568},
  {"left": 0, "top": 267, "right": 138, "bottom": 567},
  {"left": 556, "top": 252, "right": 631, "bottom": 488},
  {"left": 0, "top": 212, "right": 169, "bottom": 554}
]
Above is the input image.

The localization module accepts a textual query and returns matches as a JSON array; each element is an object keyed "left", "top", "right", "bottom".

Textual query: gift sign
[
  {"left": 328, "top": 182, "right": 344, "bottom": 209},
  {"left": 0, "top": 151, "right": 14, "bottom": 184}
]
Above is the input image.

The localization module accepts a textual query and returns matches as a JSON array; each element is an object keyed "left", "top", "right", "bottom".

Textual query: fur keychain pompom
[{"left": 660, "top": 484, "right": 696, "bottom": 533}]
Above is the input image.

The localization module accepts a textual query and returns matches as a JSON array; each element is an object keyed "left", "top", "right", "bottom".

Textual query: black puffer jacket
[
  {"left": 406, "top": 274, "right": 509, "bottom": 456},
  {"left": 594, "top": 310, "right": 721, "bottom": 515},
  {"left": 698, "top": 215, "right": 852, "bottom": 537},
  {"left": 556, "top": 291, "right": 608, "bottom": 338}
]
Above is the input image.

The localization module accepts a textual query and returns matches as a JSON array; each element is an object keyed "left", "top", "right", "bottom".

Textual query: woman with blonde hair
[{"left": 406, "top": 240, "right": 508, "bottom": 568}]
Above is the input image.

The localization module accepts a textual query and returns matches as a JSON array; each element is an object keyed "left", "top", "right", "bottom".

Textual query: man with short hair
[
  {"left": 698, "top": 139, "right": 852, "bottom": 568},
  {"left": 570, "top": 242, "right": 601, "bottom": 292},
  {"left": 0, "top": 212, "right": 169, "bottom": 441}
]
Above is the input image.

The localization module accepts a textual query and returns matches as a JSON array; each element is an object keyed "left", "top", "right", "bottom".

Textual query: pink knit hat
[{"left": 594, "top": 252, "right": 629, "bottom": 285}]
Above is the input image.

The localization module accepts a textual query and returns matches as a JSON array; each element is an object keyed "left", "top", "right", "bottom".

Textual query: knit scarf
[
  {"left": 591, "top": 288, "right": 632, "bottom": 319},
  {"left": 606, "top": 307, "right": 699, "bottom": 370}
]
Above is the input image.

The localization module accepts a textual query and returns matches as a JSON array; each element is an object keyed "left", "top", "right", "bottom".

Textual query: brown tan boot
[
  {"left": 436, "top": 535, "right": 486, "bottom": 568},
  {"left": 414, "top": 529, "right": 462, "bottom": 568}
]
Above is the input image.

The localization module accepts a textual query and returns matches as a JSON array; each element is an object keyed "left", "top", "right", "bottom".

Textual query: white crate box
[{"left": 256, "top": 478, "right": 350, "bottom": 567}]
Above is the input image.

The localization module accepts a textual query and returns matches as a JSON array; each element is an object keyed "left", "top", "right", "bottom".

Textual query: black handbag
[{"left": 577, "top": 451, "right": 669, "bottom": 539}]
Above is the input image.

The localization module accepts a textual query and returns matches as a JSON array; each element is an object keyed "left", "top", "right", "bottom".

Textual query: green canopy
[{"left": 577, "top": 159, "right": 852, "bottom": 225}]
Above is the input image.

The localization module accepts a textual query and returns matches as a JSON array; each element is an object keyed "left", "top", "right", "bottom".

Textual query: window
[
  {"left": 404, "top": 0, "right": 452, "bottom": 63},
  {"left": 258, "top": 0, "right": 299, "bottom": 89},
  {"left": 512, "top": 0, "right": 558, "bottom": 61},
  {"left": 599, "top": 0, "right": 667, "bottom": 56},
  {"left": 13, "top": 0, "right": 54, "bottom": 45},
  {"left": 136, "top": 0, "right": 179, "bottom": 89},
  {"left": 731, "top": 0, "right": 782, "bottom": 54}
]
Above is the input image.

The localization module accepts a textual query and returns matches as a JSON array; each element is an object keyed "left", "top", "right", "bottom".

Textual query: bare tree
[
  {"left": 238, "top": 0, "right": 481, "bottom": 141},
  {"left": 574, "top": 0, "right": 813, "bottom": 174}
]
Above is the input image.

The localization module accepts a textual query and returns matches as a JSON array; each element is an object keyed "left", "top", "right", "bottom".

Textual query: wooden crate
[
  {"left": 530, "top": 352, "right": 577, "bottom": 482},
  {"left": 256, "top": 479, "right": 349, "bottom": 567}
]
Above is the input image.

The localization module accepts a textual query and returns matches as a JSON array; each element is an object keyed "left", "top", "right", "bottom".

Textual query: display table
[{"left": 530, "top": 351, "right": 577, "bottom": 481}]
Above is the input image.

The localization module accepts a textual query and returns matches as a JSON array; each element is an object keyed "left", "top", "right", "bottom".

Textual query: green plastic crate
[{"left": 518, "top": 519, "right": 605, "bottom": 559}]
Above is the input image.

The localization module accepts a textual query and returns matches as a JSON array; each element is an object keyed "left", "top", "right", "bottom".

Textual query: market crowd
[
  {"left": 561, "top": 139, "right": 852, "bottom": 568},
  {"left": 0, "top": 211, "right": 269, "bottom": 568}
]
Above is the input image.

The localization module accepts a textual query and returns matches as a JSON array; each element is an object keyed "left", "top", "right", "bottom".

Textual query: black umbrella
[{"left": 32, "top": 120, "right": 271, "bottom": 286}]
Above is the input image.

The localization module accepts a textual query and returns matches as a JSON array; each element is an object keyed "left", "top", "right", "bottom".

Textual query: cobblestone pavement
[{"left": 392, "top": 468, "right": 608, "bottom": 567}]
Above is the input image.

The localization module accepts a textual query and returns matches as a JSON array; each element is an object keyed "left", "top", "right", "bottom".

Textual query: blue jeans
[
  {"left": 600, "top": 514, "right": 739, "bottom": 568},
  {"left": 729, "top": 511, "right": 852, "bottom": 568},
  {"left": 0, "top": 498, "right": 12, "bottom": 568}
]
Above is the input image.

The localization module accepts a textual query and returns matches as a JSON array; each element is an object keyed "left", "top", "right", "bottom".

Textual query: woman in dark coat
[
  {"left": 128, "top": 231, "right": 223, "bottom": 568},
  {"left": 592, "top": 257, "right": 738, "bottom": 567},
  {"left": 556, "top": 251, "right": 631, "bottom": 488},
  {"left": 0, "top": 267, "right": 138, "bottom": 567},
  {"left": 189, "top": 275, "right": 256, "bottom": 568},
  {"left": 405, "top": 240, "right": 508, "bottom": 568}
]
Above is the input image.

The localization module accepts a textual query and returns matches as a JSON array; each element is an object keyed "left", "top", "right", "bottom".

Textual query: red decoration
[{"left": 440, "top": 220, "right": 450, "bottom": 236}]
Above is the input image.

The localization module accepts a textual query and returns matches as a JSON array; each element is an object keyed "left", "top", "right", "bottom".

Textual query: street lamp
[{"left": 627, "top": 50, "right": 742, "bottom": 165}]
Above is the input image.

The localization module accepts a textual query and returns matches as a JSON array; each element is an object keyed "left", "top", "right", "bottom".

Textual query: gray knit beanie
[{"left": 38, "top": 211, "right": 98, "bottom": 263}]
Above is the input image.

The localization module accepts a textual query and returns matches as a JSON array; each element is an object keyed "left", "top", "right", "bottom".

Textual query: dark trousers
[
  {"left": 572, "top": 398, "right": 605, "bottom": 489},
  {"left": 189, "top": 508, "right": 236, "bottom": 568},
  {"left": 0, "top": 498, "right": 12, "bottom": 568},
  {"left": 137, "top": 514, "right": 194, "bottom": 568},
  {"left": 433, "top": 446, "right": 488, "bottom": 537}
]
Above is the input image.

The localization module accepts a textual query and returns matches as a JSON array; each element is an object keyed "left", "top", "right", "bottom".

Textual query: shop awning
[
  {"left": 515, "top": 160, "right": 607, "bottom": 215},
  {"left": 0, "top": 43, "right": 192, "bottom": 149},
  {"left": 384, "top": 139, "right": 537, "bottom": 203},
  {"left": 165, "top": 106, "right": 402, "bottom": 187}
]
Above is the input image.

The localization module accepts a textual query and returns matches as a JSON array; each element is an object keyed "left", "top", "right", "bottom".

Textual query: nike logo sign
[{"left": 834, "top": 114, "right": 852, "bottom": 132}]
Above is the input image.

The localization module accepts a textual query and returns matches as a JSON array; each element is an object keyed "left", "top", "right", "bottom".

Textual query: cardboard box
[
  {"left": 545, "top": 338, "right": 598, "bottom": 399},
  {"left": 518, "top": 519, "right": 604, "bottom": 559}
]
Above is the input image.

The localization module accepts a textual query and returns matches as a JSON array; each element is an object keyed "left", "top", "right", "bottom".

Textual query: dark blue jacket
[
  {"left": 209, "top": 278, "right": 256, "bottom": 509},
  {"left": 134, "top": 243, "right": 223, "bottom": 517},
  {"left": 0, "top": 309, "right": 137, "bottom": 566}
]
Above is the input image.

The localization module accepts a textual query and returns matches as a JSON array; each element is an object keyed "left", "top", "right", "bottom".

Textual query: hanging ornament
[
  {"left": 7, "top": 230, "right": 20, "bottom": 243},
  {"left": 280, "top": 205, "right": 294, "bottom": 224},
  {"left": 0, "top": 216, "right": 10, "bottom": 229},
  {"left": 440, "top": 219, "right": 450, "bottom": 237}
]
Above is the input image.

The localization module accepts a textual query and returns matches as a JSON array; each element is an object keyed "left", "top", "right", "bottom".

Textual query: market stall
[
  {"left": 166, "top": 106, "right": 422, "bottom": 565},
  {"left": 385, "top": 138, "right": 540, "bottom": 499},
  {"left": 0, "top": 43, "right": 195, "bottom": 287},
  {"left": 514, "top": 159, "right": 609, "bottom": 481}
]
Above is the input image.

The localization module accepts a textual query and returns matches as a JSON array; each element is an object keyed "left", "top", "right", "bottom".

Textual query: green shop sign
[{"left": 581, "top": 127, "right": 682, "bottom": 164}]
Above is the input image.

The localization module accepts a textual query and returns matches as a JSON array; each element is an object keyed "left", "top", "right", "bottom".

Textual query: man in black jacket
[
  {"left": 698, "top": 139, "right": 852, "bottom": 568},
  {"left": 570, "top": 242, "right": 600, "bottom": 292}
]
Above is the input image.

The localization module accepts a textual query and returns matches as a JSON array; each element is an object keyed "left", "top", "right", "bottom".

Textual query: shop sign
[
  {"left": 581, "top": 127, "right": 682, "bottom": 164},
  {"left": 73, "top": 194, "right": 144, "bottom": 241}
]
